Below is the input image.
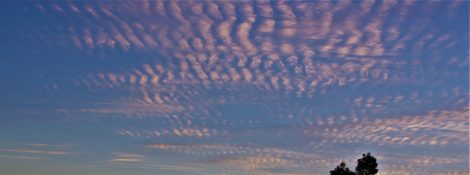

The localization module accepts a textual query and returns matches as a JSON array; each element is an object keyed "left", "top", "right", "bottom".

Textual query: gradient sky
[{"left": 0, "top": 1, "right": 468, "bottom": 175}]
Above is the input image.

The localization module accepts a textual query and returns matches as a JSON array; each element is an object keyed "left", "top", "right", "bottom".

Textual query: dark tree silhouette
[
  {"left": 329, "top": 153, "right": 378, "bottom": 175},
  {"left": 330, "top": 162, "right": 355, "bottom": 175},
  {"left": 355, "top": 153, "right": 378, "bottom": 175}
]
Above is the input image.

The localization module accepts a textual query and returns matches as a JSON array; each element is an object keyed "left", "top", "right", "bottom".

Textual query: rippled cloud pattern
[{"left": 0, "top": 1, "right": 468, "bottom": 175}]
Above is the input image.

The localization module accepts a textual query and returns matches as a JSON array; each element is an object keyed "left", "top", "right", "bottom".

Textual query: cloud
[
  {"left": 109, "top": 153, "right": 145, "bottom": 163},
  {"left": 305, "top": 107, "right": 469, "bottom": 146},
  {"left": 0, "top": 148, "right": 70, "bottom": 155},
  {"left": 13, "top": 1, "right": 469, "bottom": 174},
  {"left": 116, "top": 127, "right": 219, "bottom": 138},
  {"left": 0, "top": 155, "right": 44, "bottom": 160}
]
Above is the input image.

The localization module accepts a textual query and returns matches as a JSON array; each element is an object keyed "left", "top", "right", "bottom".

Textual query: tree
[
  {"left": 330, "top": 162, "right": 355, "bottom": 175},
  {"left": 355, "top": 153, "right": 378, "bottom": 175},
  {"left": 329, "top": 153, "right": 379, "bottom": 175}
]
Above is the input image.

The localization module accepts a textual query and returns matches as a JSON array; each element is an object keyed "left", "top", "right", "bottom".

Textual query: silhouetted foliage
[
  {"left": 329, "top": 153, "right": 378, "bottom": 175},
  {"left": 355, "top": 153, "right": 378, "bottom": 175},
  {"left": 330, "top": 162, "right": 355, "bottom": 175}
]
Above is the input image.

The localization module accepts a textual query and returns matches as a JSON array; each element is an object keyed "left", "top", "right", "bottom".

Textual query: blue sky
[{"left": 0, "top": 1, "right": 468, "bottom": 175}]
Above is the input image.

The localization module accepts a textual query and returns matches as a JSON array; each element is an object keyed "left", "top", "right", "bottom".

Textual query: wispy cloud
[
  {"left": 305, "top": 107, "right": 469, "bottom": 146},
  {"left": 109, "top": 153, "right": 145, "bottom": 163},
  {"left": 0, "top": 155, "right": 44, "bottom": 160},
  {"left": 0, "top": 148, "right": 70, "bottom": 155}
]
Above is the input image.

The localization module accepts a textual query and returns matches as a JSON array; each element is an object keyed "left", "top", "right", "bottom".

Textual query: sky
[{"left": 0, "top": 1, "right": 468, "bottom": 175}]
